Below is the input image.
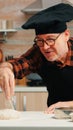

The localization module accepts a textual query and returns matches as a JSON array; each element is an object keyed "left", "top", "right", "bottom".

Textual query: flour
[{"left": 0, "top": 109, "right": 21, "bottom": 120}]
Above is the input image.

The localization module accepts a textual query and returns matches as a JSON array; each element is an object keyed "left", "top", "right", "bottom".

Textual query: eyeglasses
[{"left": 34, "top": 33, "right": 61, "bottom": 47}]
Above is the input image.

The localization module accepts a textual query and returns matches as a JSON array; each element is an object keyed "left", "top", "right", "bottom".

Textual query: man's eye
[
  {"left": 47, "top": 39, "right": 54, "bottom": 42},
  {"left": 37, "top": 40, "right": 43, "bottom": 42}
]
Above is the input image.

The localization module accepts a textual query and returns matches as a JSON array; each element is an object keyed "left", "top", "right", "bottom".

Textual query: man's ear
[{"left": 64, "top": 29, "right": 70, "bottom": 41}]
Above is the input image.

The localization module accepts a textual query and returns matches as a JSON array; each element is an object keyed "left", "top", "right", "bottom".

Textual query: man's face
[{"left": 35, "top": 30, "right": 70, "bottom": 61}]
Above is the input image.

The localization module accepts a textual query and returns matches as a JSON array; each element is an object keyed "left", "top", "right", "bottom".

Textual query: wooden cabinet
[
  {"left": 16, "top": 92, "right": 48, "bottom": 111},
  {"left": 0, "top": 90, "right": 48, "bottom": 111}
]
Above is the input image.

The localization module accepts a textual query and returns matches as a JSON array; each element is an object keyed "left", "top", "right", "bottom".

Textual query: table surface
[{"left": 0, "top": 111, "right": 73, "bottom": 130}]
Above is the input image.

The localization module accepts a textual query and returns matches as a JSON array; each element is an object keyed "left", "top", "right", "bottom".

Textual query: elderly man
[{"left": 0, "top": 3, "right": 73, "bottom": 113}]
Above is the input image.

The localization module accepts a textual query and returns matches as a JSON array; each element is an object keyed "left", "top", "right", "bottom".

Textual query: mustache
[{"left": 44, "top": 47, "right": 57, "bottom": 54}]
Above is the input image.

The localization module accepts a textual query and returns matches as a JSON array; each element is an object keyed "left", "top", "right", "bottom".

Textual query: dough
[
  {"left": 0, "top": 109, "right": 21, "bottom": 120},
  {"left": 54, "top": 108, "right": 70, "bottom": 119},
  {"left": 70, "top": 112, "right": 73, "bottom": 121}
]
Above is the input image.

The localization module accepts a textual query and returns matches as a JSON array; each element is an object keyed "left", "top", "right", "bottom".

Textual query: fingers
[
  {"left": 0, "top": 67, "right": 15, "bottom": 99},
  {"left": 44, "top": 108, "right": 54, "bottom": 114},
  {"left": 4, "top": 72, "right": 15, "bottom": 99},
  {"left": 0, "top": 77, "right": 4, "bottom": 87},
  {"left": 9, "top": 73, "right": 15, "bottom": 96},
  {"left": 4, "top": 75, "right": 11, "bottom": 99},
  {"left": 45, "top": 101, "right": 73, "bottom": 114},
  {"left": 45, "top": 104, "right": 55, "bottom": 114},
  {"left": 44, "top": 102, "right": 63, "bottom": 114}
]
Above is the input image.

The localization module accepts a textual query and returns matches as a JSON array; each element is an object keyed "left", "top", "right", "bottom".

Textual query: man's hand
[
  {"left": 45, "top": 101, "right": 73, "bottom": 114},
  {"left": 0, "top": 62, "right": 15, "bottom": 99}
]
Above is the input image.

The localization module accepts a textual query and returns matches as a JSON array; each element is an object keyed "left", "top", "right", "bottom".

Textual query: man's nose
[{"left": 43, "top": 42, "right": 50, "bottom": 49}]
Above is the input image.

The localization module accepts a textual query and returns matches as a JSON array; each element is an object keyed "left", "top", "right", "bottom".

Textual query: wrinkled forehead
[{"left": 36, "top": 33, "right": 60, "bottom": 38}]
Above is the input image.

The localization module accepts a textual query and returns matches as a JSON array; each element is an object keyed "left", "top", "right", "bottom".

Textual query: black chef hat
[{"left": 22, "top": 3, "right": 73, "bottom": 35}]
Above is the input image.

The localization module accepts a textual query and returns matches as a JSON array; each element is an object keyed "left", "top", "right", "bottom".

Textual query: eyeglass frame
[{"left": 34, "top": 33, "right": 61, "bottom": 47}]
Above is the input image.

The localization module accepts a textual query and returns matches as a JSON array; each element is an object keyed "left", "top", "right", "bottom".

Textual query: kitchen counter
[
  {"left": 0, "top": 111, "right": 73, "bottom": 130},
  {"left": 15, "top": 86, "right": 47, "bottom": 92},
  {"left": 0, "top": 86, "right": 47, "bottom": 92}
]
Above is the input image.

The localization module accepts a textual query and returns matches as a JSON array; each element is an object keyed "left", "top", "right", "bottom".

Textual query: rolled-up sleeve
[{"left": 9, "top": 45, "right": 42, "bottom": 79}]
